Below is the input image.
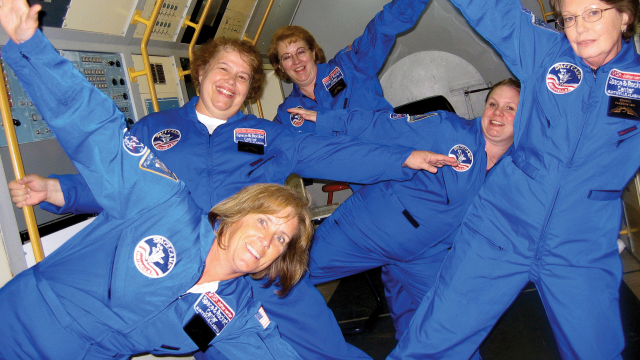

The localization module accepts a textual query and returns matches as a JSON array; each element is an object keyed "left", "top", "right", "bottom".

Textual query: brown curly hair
[
  {"left": 267, "top": 26, "right": 327, "bottom": 82},
  {"left": 191, "top": 37, "right": 265, "bottom": 100},
  {"left": 550, "top": 0, "right": 638, "bottom": 41},
  {"left": 208, "top": 183, "right": 313, "bottom": 297}
]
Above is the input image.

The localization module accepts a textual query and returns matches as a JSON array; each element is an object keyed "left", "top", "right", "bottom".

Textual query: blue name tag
[{"left": 606, "top": 69, "right": 640, "bottom": 100}]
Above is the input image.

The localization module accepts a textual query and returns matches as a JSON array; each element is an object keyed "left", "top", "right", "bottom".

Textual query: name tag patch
[
  {"left": 194, "top": 292, "right": 236, "bottom": 335},
  {"left": 152, "top": 129, "right": 181, "bottom": 151},
  {"left": 234, "top": 128, "right": 267, "bottom": 146},
  {"left": 390, "top": 113, "right": 408, "bottom": 120},
  {"left": 133, "top": 235, "right": 176, "bottom": 278},
  {"left": 323, "top": 67, "right": 347, "bottom": 98},
  {"left": 546, "top": 63, "right": 582, "bottom": 94},
  {"left": 606, "top": 70, "right": 640, "bottom": 120},
  {"left": 449, "top": 144, "right": 473, "bottom": 172},
  {"left": 123, "top": 129, "right": 148, "bottom": 156}
]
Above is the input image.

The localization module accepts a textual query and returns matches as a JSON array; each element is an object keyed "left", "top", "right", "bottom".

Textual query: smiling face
[
  {"left": 561, "top": 0, "right": 629, "bottom": 68},
  {"left": 219, "top": 208, "right": 298, "bottom": 276},
  {"left": 481, "top": 85, "right": 520, "bottom": 146},
  {"left": 277, "top": 39, "right": 317, "bottom": 89},
  {"left": 195, "top": 49, "right": 252, "bottom": 119}
]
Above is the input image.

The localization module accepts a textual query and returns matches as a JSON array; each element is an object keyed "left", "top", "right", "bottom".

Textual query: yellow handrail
[
  {"left": 0, "top": 64, "right": 44, "bottom": 263},
  {"left": 536, "top": 0, "right": 556, "bottom": 23},
  {"left": 178, "top": 0, "right": 217, "bottom": 80},
  {"left": 128, "top": 0, "right": 165, "bottom": 113}
]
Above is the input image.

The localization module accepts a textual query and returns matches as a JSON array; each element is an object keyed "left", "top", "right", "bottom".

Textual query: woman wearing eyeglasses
[
  {"left": 267, "top": 0, "right": 431, "bottom": 134},
  {"left": 388, "top": 0, "right": 640, "bottom": 359}
]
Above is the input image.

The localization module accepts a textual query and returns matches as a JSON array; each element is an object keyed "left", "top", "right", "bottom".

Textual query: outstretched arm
[{"left": 1, "top": 0, "right": 180, "bottom": 218}]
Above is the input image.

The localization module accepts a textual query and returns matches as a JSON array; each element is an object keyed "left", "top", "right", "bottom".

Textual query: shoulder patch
[
  {"left": 152, "top": 129, "right": 181, "bottom": 151},
  {"left": 448, "top": 144, "right": 474, "bottom": 172},
  {"left": 139, "top": 151, "right": 179, "bottom": 181},
  {"left": 290, "top": 106, "right": 304, "bottom": 127},
  {"left": 194, "top": 292, "right": 236, "bottom": 335},
  {"left": 546, "top": 63, "right": 583, "bottom": 94},
  {"left": 123, "top": 129, "right": 148, "bottom": 156},
  {"left": 522, "top": 7, "right": 558, "bottom": 32},
  {"left": 133, "top": 235, "right": 177, "bottom": 278},
  {"left": 408, "top": 113, "right": 437, "bottom": 123}
]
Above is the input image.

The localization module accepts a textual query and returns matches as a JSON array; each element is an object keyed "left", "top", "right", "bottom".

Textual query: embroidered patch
[
  {"left": 133, "top": 235, "right": 177, "bottom": 278},
  {"left": 522, "top": 7, "right": 557, "bottom": 32},
  {"left": 234, "top": 128, "right": 267, "bottom": 146},
  {"left": 546, "top": 63, "right": 582, "bottom": 94},
  {"left": 152, "top": 129, "right": 181, "bottom": 151},
  {"left": 290, "top": 106, "right": 304, "bottom": 127},
  {"left": 605, "top": 69, "right": 640, "bottom": 100},
  {"left": 123, "top": 129, "right": 148, "bottom": 156},
  {"left": 255, "top": 306, "right": 270, "bottom": 329},
  {"left": 139, "top": 151, "right": 179, "bottom": 181},
  {"left": 408, "top": 113, "right": 437, "bottom": 123},
  {"left": 390, "top": 113, "right": 408, "bottom": 120},
  {"left": 448, "top": 144, "right": 473, "bottom": 172},
  {"left": 194, "top": 292, "right": 236, "bottom": 335}
]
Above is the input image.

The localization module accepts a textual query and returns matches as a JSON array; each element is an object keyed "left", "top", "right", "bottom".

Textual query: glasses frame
[
  {"left": 557, "top": 7, "right": 615, "bottom": 29},
  {"left": 280, "top": 47, "right": 311, "bottom": 64}
]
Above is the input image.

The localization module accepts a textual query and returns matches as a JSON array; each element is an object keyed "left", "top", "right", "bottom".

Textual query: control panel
[{"left": 0, "top": 50, "right": 135, "bottom": 147}]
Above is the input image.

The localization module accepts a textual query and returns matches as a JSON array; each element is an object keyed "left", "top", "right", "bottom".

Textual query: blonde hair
[{"left": 209, "top": 183, "right": 313, "bottom": 296}]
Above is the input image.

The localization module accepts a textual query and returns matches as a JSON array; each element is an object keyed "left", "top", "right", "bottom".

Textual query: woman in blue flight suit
[
  {"left": 288, "top": 79, "right": 520, "bottom": 341},
  {"left": 8, "top": 4, "right": 455, "bottom": 360},
  {"left": 0, "top": 3, "right": 310, "bottom": 358},
  {"left": 388, "top": 0, "right": 640, "bottom": 359},
  {"left": 268, "top": 0, "right": 431, "bottom": 133}
]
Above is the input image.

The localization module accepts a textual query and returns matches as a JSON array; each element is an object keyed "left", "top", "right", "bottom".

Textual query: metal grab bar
[
  {"left": 536, "top": 0, "right": 556, "bottom": 23},
  {"left": 0, "top": 64, "right": 44, "bottom": 263},
  {"left": 178, "top": 0, "right": 218, "bottom": 80},
  {"left": 129, "top": 0, "right": 165, "bottom": 113}
]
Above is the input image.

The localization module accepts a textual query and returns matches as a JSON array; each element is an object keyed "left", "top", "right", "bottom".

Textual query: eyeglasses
[
  {"left": 557, "top": 7, "right": 614, "bottom": 29},
  {"left": 280, "top": 47, "right": 310, "bottom": 64}
]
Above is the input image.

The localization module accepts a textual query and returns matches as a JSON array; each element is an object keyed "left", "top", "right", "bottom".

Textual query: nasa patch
[
  {"left": 133, "top": 235, "right": 177, "bottom": 278},
  {"left": 234, "top": 128, "right": 267, "bottom": 146},
  {"left": 290, "top": 106, "right": 304, "bottom": 127},
  {"left": 140, "top": 151, "right": 179, "bottom": 181},
  {"left": 152, "top": 129, "right": 181, "bottom": 151},
  {"left": 546, "top": 63, "right": 582, "bottom": 94},
  {"left": 123, "top": 129, "right": 148, "bottom": 156},
  {"left": 194, "top": 292, "right": 236, "bottom": 335},
  {"left": 448, "top": 144, "right": 473, "bottom": 172}
]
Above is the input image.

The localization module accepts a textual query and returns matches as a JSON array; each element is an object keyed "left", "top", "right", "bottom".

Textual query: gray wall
[{"left": 290, "top": 0, "right": 556, "bottom": 90}]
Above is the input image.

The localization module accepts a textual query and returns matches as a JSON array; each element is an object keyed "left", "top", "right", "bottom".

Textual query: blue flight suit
[
  {"left": 389, "top": 2, "right": 640, "bottom": 359},
  {"left": 274, "top": 0, "right": 430, "bottom": 133},
  {"left": 34, "top": 38, "right": 422, "bottom": 360},
  {"left": 0, "top": 30, "right": 301, "bottom": 360},
  {"left": 308, "top": 109, "right": 508, "bottom": 340}
]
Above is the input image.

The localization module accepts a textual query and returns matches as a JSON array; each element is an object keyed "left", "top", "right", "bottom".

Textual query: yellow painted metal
[
  {"left": 536, "top": 0, "right": 556, "bottom": 23},
  {"left": 128, "top": 2, "right": 165, "bottom": 113},
  {"left": 242, "top": 0, "right": 275, "bottom": 45},
  {"left": 178, "top": 0, "right": 218, "bottom": 81},
  {"left": 0, "top": 64, "right": 44, "bottom": 263}
]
